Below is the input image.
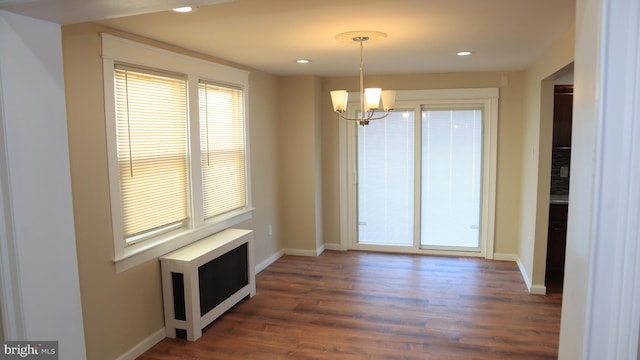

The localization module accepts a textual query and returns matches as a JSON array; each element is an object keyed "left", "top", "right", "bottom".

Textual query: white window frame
[
  {"left": 339, "top": 88, "right": 498, "bottom": 259},
  {"left": 102, "top": 34, "right": 252, "bottom": 272}
]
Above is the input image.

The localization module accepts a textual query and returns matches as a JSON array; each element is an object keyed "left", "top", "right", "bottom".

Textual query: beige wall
[
  {"left": 62, "top": 23, "right": 281, "bottom": 359},
  {"left": 320, "top": 71, "right": 525, "bottom": 255},
  {"left": 519, "top": 27, "right": 575, "bottom": 290},
  {"left": 240, "top": 69, "right": 282, "bottom": 266},
  {"left": 278, "top": 76, "right": 324, "bottom": 252}
]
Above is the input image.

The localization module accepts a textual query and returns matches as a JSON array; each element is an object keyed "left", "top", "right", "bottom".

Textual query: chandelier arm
[
  {"left": 336, "top": 110, "right": 374, "bottom": 122},
  {"left": 366, "top": 111, "right": 392, "bottom": 121},
  {"left": 336, "top": 113, "right": 363, "bottom": 122},
  {"left": 336, "top": 111, "right": 391, "bottom": 122}
]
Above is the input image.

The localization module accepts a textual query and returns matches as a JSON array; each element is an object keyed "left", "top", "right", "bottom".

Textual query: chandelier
[{"left": 330, "top": 31, "right": 396, "bottom": 126}]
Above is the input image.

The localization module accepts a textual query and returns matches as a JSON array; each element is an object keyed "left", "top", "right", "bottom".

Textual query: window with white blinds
[
  {"left": 198, "top": 82, "right": 247, "bottom": 220},
  {"left": 114, "top": 66, "right": 189, "bottom": 244},
  {"left": 103, "top": 34, "right": 251, "bottom": 271}
]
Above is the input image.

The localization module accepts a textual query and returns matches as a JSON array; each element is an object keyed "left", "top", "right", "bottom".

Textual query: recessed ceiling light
[
  {"left": 457, "top": 51, "right": 473, "bottom": 56},
  {"left": 296, "top": 59, "right": 311, "bottom": 64},
  {"left": 172, "top": 6, "right": 193, "bottom": 13}
]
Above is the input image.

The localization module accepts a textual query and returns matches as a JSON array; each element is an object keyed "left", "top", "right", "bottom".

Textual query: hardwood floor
[{"left": 138, "top": 251, "right": 562, "bottom": 359}]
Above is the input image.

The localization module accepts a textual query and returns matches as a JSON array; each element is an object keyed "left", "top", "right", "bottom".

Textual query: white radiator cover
[{"left": 160, "top": 228, "right": 255, "bottom": 341}]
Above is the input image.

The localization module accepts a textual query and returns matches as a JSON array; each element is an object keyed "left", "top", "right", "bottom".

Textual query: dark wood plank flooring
[{"left": 138, "top": 251, "right": 562, "bottom": 359}]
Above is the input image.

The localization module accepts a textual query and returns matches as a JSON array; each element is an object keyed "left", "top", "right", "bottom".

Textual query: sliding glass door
[
  {"left": 357, "top": 111, "right": 415, "bottom": 246},
  {"left": 420, "top": 109, "right": 482, "bottom": 250},
  {"left": 349, "top": 93, "right": 495, "bottom": 256}
]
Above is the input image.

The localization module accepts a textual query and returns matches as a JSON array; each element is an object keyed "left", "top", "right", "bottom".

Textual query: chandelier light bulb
[
  {"left": 364, "top": 88, "right": 382, "bottom": 111},
  {"left": 330, "top": 90, "right": 348, "bottom": 112}
]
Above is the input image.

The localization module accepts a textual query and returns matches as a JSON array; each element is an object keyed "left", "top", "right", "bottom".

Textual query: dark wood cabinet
[
  {"left": 546, "top": 204, "right": 568, "bottom": 289},
  {"left": 546, "top": 84, "right": 572, "bottom": 293},
  {"left": 553, "top": 85, "right": 573, "bottom": 148}
]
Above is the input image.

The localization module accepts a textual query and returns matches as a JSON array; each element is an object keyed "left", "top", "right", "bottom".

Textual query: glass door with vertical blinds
[
  {"left": 420, "top": 108, "right": 482, "bottom": 251},
  {"left": 356, "top": 111, "right": 415, "bottom": 246},
  {"left": 351, "top": 103, "right": 489, "bottom": 255}
]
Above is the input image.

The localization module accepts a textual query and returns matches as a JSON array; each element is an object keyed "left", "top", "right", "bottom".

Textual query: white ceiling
[{"left": 1, "top": 0, "right": 575, "bottom": 77}]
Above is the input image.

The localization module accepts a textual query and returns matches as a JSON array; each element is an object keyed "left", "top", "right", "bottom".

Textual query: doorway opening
[{"left": 545, "top": 82, "right": 573, "bottom": 293}]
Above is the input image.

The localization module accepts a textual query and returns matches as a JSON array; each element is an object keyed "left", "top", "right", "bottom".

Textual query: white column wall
[
  {"left": 0, "top": 10, "right": 86, "bottom": 359},
  {"left": 560, "top": 0, "right": 640, "bottom": 358}
]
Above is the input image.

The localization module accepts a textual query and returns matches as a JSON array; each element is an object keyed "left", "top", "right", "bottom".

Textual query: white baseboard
[
  {"left": 255, "top": 249, "right": 283, "bottom": 273},
  {"left": 283, "top": 246, "right": 324, "bottom": 257},
  {"left": 493, "top": 253, "right": 518, "bottom": 262},
  {"left": 323, "top": 243, "right": 344, "bottom": 251},
  {"left": 529, "top": 284, "right": 547, "bottom": 295},
  {"left": 515, "top": 256, "right": 547, "bottom": 295},
  {"left": 256, "top": 245, "right": 332, "bottom": 273},
  {"left": 116, "top": 327, "right": 166, "bottom": 360},
  {"left": 257, "top": 244, "right": 341, "bottom": 273},
  {"left": 516, "top": 256, "right": 532, "bottom": 290}
]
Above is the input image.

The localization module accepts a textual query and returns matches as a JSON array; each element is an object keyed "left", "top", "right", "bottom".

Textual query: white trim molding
[
  {"left": 0, "top": 47, "right": 24, "bottom": 341},
  {"left": 560, "top": 0, "right": 640, "bottom": 357},
  {"left": 578, "top": 0, "right": 640, "bottom": 357},
  {"left": 493, "top": 253, "right": 518, "bottom": 262},
  {"left": 516, "top": 256, "right": 546, "bottom": 295},
  {"left": 255, "top": 250, "right": 284, "bottom": 273},
  {"left": 283, "top": 246, "right": 325, "bottom": 257},
  {"left": 115, "top": 327, "right": 166, "bottom": 360},
  {"left": 323, "top": 243, "right": 344, "bottom": 251}
]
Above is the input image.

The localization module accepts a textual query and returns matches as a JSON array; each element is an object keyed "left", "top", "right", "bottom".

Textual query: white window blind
[
  {"left": 114, "top": 66, "right": 189, "bottom": 244},
  {"left": 357, "top": 111, "right": 415, "bottom": 246},
  {"left": 421, "top": 109, "right": 482, "bottom": 249},
  {"left": 198, "top": 81, "right": 247, "bottom": 220}
]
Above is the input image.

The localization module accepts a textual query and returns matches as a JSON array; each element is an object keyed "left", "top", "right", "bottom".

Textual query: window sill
[{"left": 113, "top": 208, "right": 254, "bottom": 273}]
